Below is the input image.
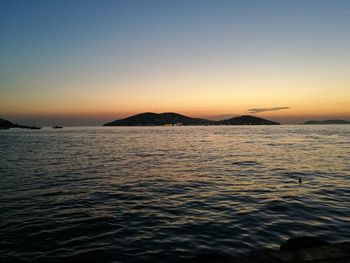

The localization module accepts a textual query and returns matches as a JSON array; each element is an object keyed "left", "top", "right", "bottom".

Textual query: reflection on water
[{"left": 0, "top": 125, "right": 349, "bottom": 262}]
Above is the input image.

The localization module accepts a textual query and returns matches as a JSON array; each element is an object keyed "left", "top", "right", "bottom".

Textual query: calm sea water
[{"left": 1, "top": 126, "right": 349, "bottom": 262}]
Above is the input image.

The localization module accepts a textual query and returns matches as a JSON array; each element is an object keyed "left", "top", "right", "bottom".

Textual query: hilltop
[
  {"left": 218, "top": 115, "right": 280, "bottom": 125},
  {"left": 103, "top": 112, "right": 280, "bottom": 126},
  {"left": 104, "top": 112, "right": 212, "bottom": 126}
]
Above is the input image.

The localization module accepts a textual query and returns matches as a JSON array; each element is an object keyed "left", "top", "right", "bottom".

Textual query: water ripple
[{"left": 0, "top": 125, "right": 349, "bottom": 262}]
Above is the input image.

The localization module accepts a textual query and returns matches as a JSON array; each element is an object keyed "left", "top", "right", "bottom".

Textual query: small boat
[{"left": 52, "top": 126, "right": 63, "bottom": 129}]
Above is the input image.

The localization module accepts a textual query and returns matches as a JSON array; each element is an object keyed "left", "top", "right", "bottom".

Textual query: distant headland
[
  {"left": 0, "top": 118, "right": 41, "bottom": 130},
  {"left": 304, "top": 119, "right": 350, "bottom": 125},
  {"left": 103, "top": 112, "right": 280, "bottom": 126}
]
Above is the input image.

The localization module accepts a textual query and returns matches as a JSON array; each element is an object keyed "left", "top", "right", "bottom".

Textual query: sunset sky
[{"left": 1, "top": 0, "right": 350, "bottom": 125}]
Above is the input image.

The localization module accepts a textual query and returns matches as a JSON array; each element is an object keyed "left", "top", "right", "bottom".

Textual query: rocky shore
[{"left": 189, "top": 237, "right": 350, "bottom": 263}]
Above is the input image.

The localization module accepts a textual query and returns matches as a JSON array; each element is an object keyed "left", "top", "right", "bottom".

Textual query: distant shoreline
[
  {"left": 2, "top": 116, "right": 350, "bottom": 128},
  {"left": 304, "top": 119, "right": 350, "bottom": 125}
]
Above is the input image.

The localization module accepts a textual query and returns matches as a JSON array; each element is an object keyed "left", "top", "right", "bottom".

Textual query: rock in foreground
[{"left": 188, "top": 237, "right": 350, "bottom": 263}]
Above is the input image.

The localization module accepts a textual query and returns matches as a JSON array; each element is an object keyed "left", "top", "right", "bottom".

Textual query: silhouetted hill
[
  {"left": 304, "top": 119, "right": 350, "bottom": 125},
  {"left": 104, "top": 113, "right": 280, "bottom": 126},
  {"left": 0, "top": 118, "right": 41, "bottom": 129},
  {"left": 218, "top": 115, "right": 280, "bottom": 125},
  {"left": 104, "top": 112, "right": 213, "bottom": 126},
  {"left": 0, "top": 118, "right": 18, "bottom": 129}
]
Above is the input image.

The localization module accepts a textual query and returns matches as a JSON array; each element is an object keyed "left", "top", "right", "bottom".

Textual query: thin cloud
[{"left": 247, "top": 107, "right": 290, "bottom": 114}]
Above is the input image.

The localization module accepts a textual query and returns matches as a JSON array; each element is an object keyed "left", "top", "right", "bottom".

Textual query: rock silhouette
[
  {"left": 188, "top": 237, "right": 349, "bottom": 263},
  {"left": 280, "top": 236, "right": 329, "bottom": 252}
]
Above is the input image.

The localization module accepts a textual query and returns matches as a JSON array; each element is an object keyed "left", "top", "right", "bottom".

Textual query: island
[
  {"left": 0, "top": 118, "right": 41, "bottom": 130},
  {"left": 217, "top": 115, "right": 280, "bottom": 125},
  {"left": 104, "top": 112, "right": 211, "bottom": 126},
  {"left": 103, "top": 112, "right": 280, "bottom": 126},
  {"left": 304, "top": 119, "right": 350, "bottom": 125}
]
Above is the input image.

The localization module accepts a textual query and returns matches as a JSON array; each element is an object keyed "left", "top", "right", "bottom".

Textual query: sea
[{"left": 0, "top": 125, "right": 349, "bottom": 262}]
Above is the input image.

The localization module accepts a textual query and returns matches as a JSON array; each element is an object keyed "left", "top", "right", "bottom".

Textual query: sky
[{"left": 1, "top": 0, "right": 350, "bottom": 125}]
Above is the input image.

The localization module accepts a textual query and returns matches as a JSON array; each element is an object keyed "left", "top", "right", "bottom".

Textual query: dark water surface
[{"left": 1, "top": 126, "right": 350, "bottom": 262}]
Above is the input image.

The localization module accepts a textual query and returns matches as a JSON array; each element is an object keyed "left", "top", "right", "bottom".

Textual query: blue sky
[{"left": 1, "top": 0, "right": 350, "bottom": 125}]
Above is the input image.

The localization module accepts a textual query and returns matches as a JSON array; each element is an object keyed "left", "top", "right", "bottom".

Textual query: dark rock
[
  {"left": 280, "top": 236, "right": 329, "bottom": 252},
  {"left": 187, "top": 241, "right": 350, "bottom": 263}
]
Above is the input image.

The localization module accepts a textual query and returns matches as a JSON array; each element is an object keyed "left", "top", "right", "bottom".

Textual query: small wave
[{"left": 1, "top": 126, "right": 350, "bottom": 262}]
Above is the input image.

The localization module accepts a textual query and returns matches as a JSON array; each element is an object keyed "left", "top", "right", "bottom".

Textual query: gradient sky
[{"left": 1, "top": 0, "right": 350, "bottom": 125}]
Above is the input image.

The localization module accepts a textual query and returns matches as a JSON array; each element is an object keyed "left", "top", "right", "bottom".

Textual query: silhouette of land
[
  {"left": 103, "top": 112, "right": 280, "bottom": 126},
  {"left": 304, "top": 119, "right": 350, "bottom": 125},
  {"left": 0, "top": 118, "right": 41, "bottom": 130},
  {"left": 217, "top": 115, "right": 279, "bottom": 125}
]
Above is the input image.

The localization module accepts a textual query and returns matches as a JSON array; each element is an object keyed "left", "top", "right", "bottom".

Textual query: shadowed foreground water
[{"left": 0, "top": 126, "right": 349, "bottom": 262}]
